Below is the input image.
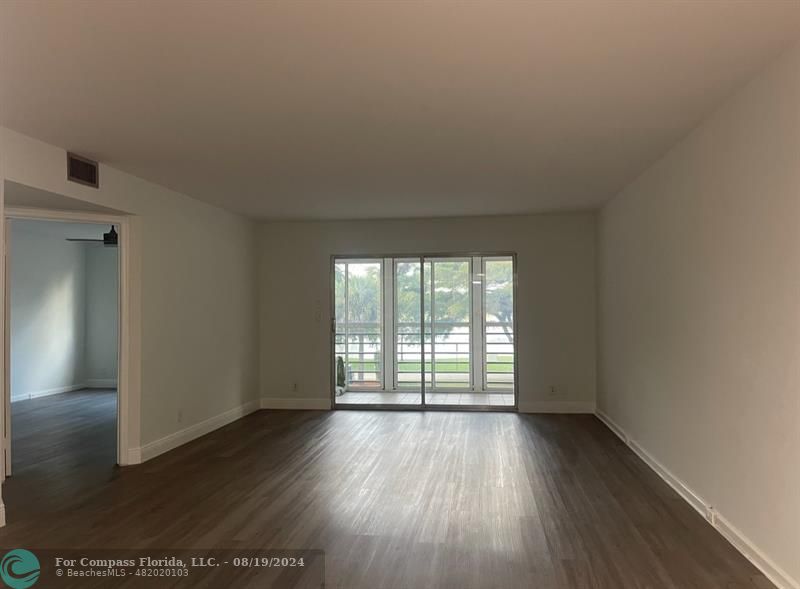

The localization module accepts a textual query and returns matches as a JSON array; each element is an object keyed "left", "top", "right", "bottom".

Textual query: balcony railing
[
  {"left": 485, "top": 321, "right": 514, "bottom": 390},
  {"left": 395, "top": 321, "right": 471, "bottom": 390},
  {"left": 335, "top": 322, "right": 382, "bottom": 389},
  {"left": 336, "top": 321, "right": 514, "bottom": 392}
]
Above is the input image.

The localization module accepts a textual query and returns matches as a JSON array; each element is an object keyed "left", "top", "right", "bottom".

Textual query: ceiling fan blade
[{"left": 64, "top": 227, "right": 118, "bottom": 246}]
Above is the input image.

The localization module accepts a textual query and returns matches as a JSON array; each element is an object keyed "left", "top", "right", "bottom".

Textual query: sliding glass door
[
  {"left": 335, "top": 257, "right": 424, "bottom": 406},
  {"left": 424, "top": 258, "right": 472, "bottom": 396},
  {"left": 332, "top": 253, "right": 516, "bottom": 409}
]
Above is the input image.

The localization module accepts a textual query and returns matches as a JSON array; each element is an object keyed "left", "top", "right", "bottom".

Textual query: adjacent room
[
  {"left": 0, "top": 2, "right": 797, "bottom": 589},
  {"left": 6, "top": 217, "right": 118, "bottom": 515}
]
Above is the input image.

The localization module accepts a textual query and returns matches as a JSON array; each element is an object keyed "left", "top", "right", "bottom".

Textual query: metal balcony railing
[
  {"left": 485, "top": 321, "right": 514, "bottom": 390},
  {"left": 336, "top": 321, "right": 514, "bottom": 392},
  {"left": 335, "top": 322, "right": 382, "bottom": 389},
  {"left": 395, "top": 321, "right": 471, "bottom": 390}
]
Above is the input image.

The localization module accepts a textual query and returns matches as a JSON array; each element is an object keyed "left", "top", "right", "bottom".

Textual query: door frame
[
  {"left": 329, "top": 251, "right": 518, "bottom": 412},
  {"left": 3, "top": 206, "right": 133, "bottom": 474}
]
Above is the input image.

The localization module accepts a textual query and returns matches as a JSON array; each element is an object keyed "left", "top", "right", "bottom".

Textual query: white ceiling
[{"left": 1, "top": 1, "right": 798, "bottom": 220}]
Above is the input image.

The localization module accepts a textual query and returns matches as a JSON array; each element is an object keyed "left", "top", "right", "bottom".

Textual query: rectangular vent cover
[{"left": 67, "top": 152, "right": 99, "bottom": 188}]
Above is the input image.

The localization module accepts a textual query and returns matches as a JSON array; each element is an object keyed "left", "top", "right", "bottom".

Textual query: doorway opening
[
  {"left": 2, "top": 209, "right": 126, "bottom": 519},
  {"left": 331, "top": 253, "right": 517, "bottom": 410}
]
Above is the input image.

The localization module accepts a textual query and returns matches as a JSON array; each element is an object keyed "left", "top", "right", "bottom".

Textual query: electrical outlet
[
  {"left": 292, "top": 382, "right": 299, "bottom": 393},
  {"left": 548, "top": 386, "right": 558, "bottom": 397}
]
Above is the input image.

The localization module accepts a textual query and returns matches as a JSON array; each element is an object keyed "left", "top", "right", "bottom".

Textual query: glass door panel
[
  {"left": 424, "top": 257, "right": 471, "bottom": 406},
  {"left": 484, "top": 258, "right": 515, "bottom": 392},
  {"left": 391, "top": 259, "right": 424, "bottom": 405},
  {"left": 394, "top": 259, "right": 422, "bottom": 390},
  {"left": 334, "top": 260, "right": 384, "bottom": 404}
]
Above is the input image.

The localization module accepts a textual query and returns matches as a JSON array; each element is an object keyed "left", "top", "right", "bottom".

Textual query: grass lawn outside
[{"left": 344, "top": 355, "right": 514, "bottom": 373}]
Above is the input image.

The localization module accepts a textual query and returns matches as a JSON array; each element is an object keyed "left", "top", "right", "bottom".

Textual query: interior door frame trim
[{"left": 3, "top": 206, "right": 134, "bottom": 470}]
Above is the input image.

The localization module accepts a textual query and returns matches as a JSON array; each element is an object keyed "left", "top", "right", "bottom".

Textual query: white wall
[
  {"left": 10, "top": 220, "right": 86, "bottom": 400},
  {"left": 84, "top": 244, "right": 118, "bottom": 387},
  {"left": 10, "top": 221, "right": 119, "bottom": 397},
  {"left": 259, "top": 214, "right": 597, "bottom": 411},
  {"left": 598, "top": 44, "right": 800, "bottom": 586},
  {"left": 0, "top": 127, "right": 260, "bottom": 456}
]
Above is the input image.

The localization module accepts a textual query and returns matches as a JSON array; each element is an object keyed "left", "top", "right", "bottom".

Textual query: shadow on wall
[
  {"left": 9, "top": 219, "right": 118, "bottom": 401},
  {"left": 14, "top": 273, "right": 83, "bottom": 399}
]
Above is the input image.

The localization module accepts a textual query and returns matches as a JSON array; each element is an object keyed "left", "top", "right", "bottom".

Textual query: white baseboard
[
  {"left": 125, "top": 447, "right": 142, "bottom": 466},
  {"left": 11, "top": 383, "right": 86, "bottom": 402},
  {"left": 628, "top": 437, "right": 708, "bottom": 516},
  {"left": 518, "top": 400, "right": 595, "bottom": 414},
  {"left": 595, "top": 410, "right": 627, "bottom": 442},
  {"left": 714, "top": 513, "right": 797, "bottom": 589},
  {"left": 260, "top": 397, "right": 331, "bottom": 410},
  {"left": 134, "top": 399, "right": 261, "bottom": 463},
  {"left": 0, "top": 502, "right": 5, "bottom": 527},
  {"left": 85, "top": 378, "right": 117, "bottom": 388},
  {"left": 596, "top": 410, "right": 798, "bottom": 589}
]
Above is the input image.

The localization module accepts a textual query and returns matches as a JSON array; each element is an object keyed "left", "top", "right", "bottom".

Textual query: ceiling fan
[{"left": 65, "top": 225, "right": 118, "bottom": 247}]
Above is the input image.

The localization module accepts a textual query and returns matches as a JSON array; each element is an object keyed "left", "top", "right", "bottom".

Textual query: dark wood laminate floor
[
  {"left": 0, "top": 397, "right": 773, "bottom": 589},
  {"left": 5, "top": 389, "right": 118, "bottom": 520}
]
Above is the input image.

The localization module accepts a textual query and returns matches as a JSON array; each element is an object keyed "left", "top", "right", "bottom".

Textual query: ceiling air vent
[{"left": 66, "top": 152, "right": 99, "bottom": 188}]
